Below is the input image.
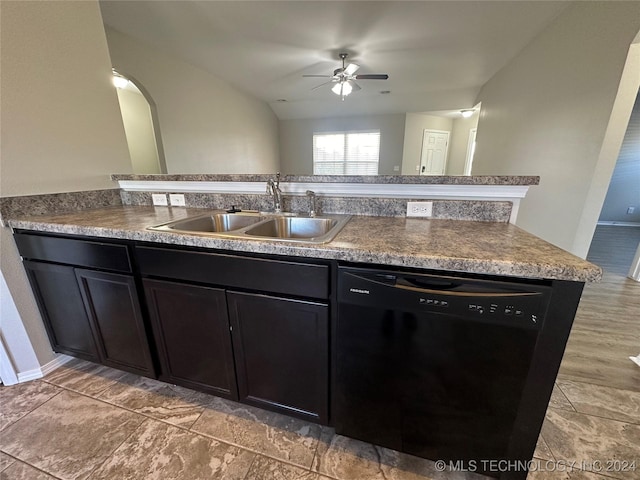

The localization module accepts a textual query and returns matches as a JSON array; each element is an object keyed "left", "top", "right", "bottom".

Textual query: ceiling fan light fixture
[
  {"left": 332, "top": 80, "right": 353, "bottom": 97},
  {"left": 460, "top": 109, "right": 475, "bottom": 118},
  {"left": 307, "top": 53, "right": 387, "bottom": 99}
]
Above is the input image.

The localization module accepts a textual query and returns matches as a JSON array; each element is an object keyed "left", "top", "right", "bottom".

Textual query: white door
[{"left": 419, "top": 130, "right": 449, "bottom": 175}]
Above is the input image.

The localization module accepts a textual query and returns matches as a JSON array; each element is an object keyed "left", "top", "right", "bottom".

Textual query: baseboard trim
[
  {"left": 597, "top": 221, "right": 640, "bottom": 227},
  {"left": 16, "top": 354, "right": 74, "bottom": 383}
]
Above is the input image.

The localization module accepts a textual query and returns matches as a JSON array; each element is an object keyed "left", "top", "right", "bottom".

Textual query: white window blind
[{"left": 313, "top": 130, "right": 380, "bottom": 175}]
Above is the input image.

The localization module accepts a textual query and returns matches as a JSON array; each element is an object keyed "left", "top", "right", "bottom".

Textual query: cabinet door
[
  {"left": 23, "top": 261, "right": 99, "bottom": 361},
  {"left": 143, "top": 279, "right": 237, "bottom": 399},
  {"left": 76, "top": 269, "right": 155, "bottom": 377},
  {"left": 228, "top": 291, "right": 329, "bottom": 424}
]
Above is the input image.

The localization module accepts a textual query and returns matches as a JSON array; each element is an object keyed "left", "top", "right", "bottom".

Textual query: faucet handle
[
  {"left": 275, "top": 171, "right": 281, "bottom": 188},
  {"left": 306, "top": 190, "right": 317, "bottom": 217}
]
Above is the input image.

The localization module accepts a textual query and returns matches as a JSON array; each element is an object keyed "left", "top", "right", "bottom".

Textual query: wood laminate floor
[
  {"left": 1, "top": 273, "right": 638, "bottom": 480},
  {"left": 587, "top": 225, "right": 640, "bottom": 277},
  {"left": 533, "top": 272, "right": 640, "bottom": 480},
  {"left": 558, "top": 272, "right": 640, "bottom": 393}
]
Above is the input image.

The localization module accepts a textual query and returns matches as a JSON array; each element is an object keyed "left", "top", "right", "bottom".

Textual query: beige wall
[
  {"left": 116, "top": 88, "right": 162, "bottom": 174},
  {"left": 401, "top": 114, "right": 453, "bottom": 175},
  {"left": 447, "top": 111, "right": 479, "bottom": 175},
  {"left": 473, "top": 2, "right": 640, "bottom": 255},
  {"left": 279, "top": 114, "right": 405, "bottom": 175},
  {"left": 0, "top": 3, "right": 131, "bottom": 197},
  {"left": 105, "top": 28, "right": 280, "bottom": 174},
  {"left": 0, "top": 1, "right": 133, "bottom": 368}
]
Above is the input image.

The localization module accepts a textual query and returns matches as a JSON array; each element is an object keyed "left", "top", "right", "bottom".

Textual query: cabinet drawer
[
  {"left": 15, "top": 233, "right": 132, "bottom": 273},
  {"left": 136, "top": 246, "right": 329, "bottom": 299}
]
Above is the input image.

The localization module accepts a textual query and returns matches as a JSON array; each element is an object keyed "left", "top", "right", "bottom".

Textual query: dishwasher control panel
[
  {"left": 411, "top": 295, "right": 542, "bottom": 327},
  {"left": 466, "top": 301, "right": 539, "bottom": 325},
  {"left": 339, "top": 267, "right": 551, "bottom": 329}
]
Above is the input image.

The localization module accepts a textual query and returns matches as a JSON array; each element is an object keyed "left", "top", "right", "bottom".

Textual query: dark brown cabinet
[
  {"left": 16, "top": 232, "right": 155, "bottom": 377},
  {"left": 143, "top": 279, "right": 237, "bottom": 399},
  {"left": 76, "top": 270, "right": 154, "bottom": 376},
  {"left": 136, "top": 245, "right": 331, "bottom": 424},
  {"left": 228, "top": 292, "right": 329, "bottom": 423},
  {"left": 17, "top": 232, "right": 331, "bottom": 425},
  {"left": 23, "top": 261, "right": 100, "bottom": 362}
]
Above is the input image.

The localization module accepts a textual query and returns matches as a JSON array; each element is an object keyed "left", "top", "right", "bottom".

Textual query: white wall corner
[
  {"left": 509, "top": 199, "right": 521, "bottom": 224},
  {"left": 0, "top": 338, "right": 19, "bottom": 385},
  {"left": 572, "top": 43, "right": 640, "bottom": 258},
  {"left": 628, "top": 242, "right": 640, "bottom": 282},
  {"left": 0, "top": 271, "right": 41, "bottom": 383}
]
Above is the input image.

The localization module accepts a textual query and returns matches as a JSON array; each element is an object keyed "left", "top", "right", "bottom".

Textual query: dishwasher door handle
[
  {"left": 397, "top": 277, "right": 458, "bottom": 291},
  {"left": 343, "top": 270, "right": 543, "bottom": 300},
  {"left": 394, "top": 280, "right": 542, "bottom": 298}
]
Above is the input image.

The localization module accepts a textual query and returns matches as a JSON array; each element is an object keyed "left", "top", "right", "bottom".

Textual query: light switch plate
[
  {"left": 407, "top": 201, "right": 433, "bottom": 217},
  {"left": 169, "top": 194, "right": 186, "bottom": 207},
  {"left": 152, "top": 193, "right": 168, "bottom": 206}
]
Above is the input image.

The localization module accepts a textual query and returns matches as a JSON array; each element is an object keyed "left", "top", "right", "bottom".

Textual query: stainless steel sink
[
  {"left": 245, "top": 217, "right": 338, "bottom": 240},
  {"left": 153, "top": 212, "right": 263, "bottom": 233},
  {"left": 148, "top": 210, "right": 350, "bottom": 244}
]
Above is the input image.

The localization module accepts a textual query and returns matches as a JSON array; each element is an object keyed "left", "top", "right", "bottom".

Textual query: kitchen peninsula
[{"left": 3, "top": 175, "right": 600, "bottom": 480}]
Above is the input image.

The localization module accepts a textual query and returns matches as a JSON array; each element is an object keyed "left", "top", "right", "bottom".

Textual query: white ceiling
[{"left": 99, "top": 1, "right": 569, "bottom": 120}]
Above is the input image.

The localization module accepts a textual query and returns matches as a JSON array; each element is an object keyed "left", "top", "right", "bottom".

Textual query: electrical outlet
[
  {"left": 407, "top": 201, "right": 433, "bottom": 217},
  {"left": 169, "top": 194, "right": 186, "bottom": 207},
  {"left": 627, "top": 207, "right": 635, "bottom": 215},
  {"left": 152, "top": 193, "right": 168, "bottom": 206}
]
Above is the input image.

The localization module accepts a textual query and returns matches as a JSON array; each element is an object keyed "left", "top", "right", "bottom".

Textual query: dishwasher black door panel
[{"left": 335, "top": 267, "right": 550, "bottom": 466}]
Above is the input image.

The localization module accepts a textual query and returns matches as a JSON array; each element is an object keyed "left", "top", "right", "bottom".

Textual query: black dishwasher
[{"left": 335, "top": 266, "right": 551, "bottom": 471}]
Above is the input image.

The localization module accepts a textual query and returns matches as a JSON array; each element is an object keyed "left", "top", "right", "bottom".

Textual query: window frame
[{"left": 312, "top": 129, "right": 381, "bottom": 175}]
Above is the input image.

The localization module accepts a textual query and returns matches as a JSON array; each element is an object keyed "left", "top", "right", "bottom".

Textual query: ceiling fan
[{"left": 303, "top": 53, "right": 389, "bottom": 100}]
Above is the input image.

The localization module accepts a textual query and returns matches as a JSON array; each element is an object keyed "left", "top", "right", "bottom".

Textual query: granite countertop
[{"left": 8, "top": 205, "right": 601, "bottom": 283}]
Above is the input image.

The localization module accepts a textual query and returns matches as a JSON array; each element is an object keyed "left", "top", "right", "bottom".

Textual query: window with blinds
[{"left": 312, "top": 130, "right": 380, "bottom": 175}]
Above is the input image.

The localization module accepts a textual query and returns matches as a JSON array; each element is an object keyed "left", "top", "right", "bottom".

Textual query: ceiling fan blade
[
  {"left": 303, "top": 74, "right": 332, "bottom": 78},
  {"left": 343, "top": 63, "right": 360, "bottom": 76},
  {"left": 311, "top": 80, "right": 334, "bottom": 91},
  {"left": 354, "top": 74, "right": 389, "bottom": 80}
]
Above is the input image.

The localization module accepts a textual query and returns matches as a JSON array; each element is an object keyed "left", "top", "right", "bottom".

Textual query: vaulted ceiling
[{"left": 100, "top": 1, "right": 569, "bottom": 119}]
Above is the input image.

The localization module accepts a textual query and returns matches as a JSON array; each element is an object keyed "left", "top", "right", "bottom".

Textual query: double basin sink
[{"left": 148, "top": 210, "right": 351, "bottom": 244}]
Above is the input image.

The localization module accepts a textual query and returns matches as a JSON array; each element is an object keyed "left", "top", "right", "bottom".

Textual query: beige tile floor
[{"left": 1, "top": 272, "right": 638, "bottom": 480}]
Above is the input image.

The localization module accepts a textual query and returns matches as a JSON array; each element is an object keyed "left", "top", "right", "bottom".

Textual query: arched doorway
[{"left": 112, "top": 69, "right": 167, "bottom": 174}]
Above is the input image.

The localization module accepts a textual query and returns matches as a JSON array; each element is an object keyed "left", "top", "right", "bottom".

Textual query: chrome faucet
[
  {"left": 306, "top": 190, "right": 317, "bottom": 217},
  {"left": 266, "top": 172, "right": 283, "bottom": 213}
]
